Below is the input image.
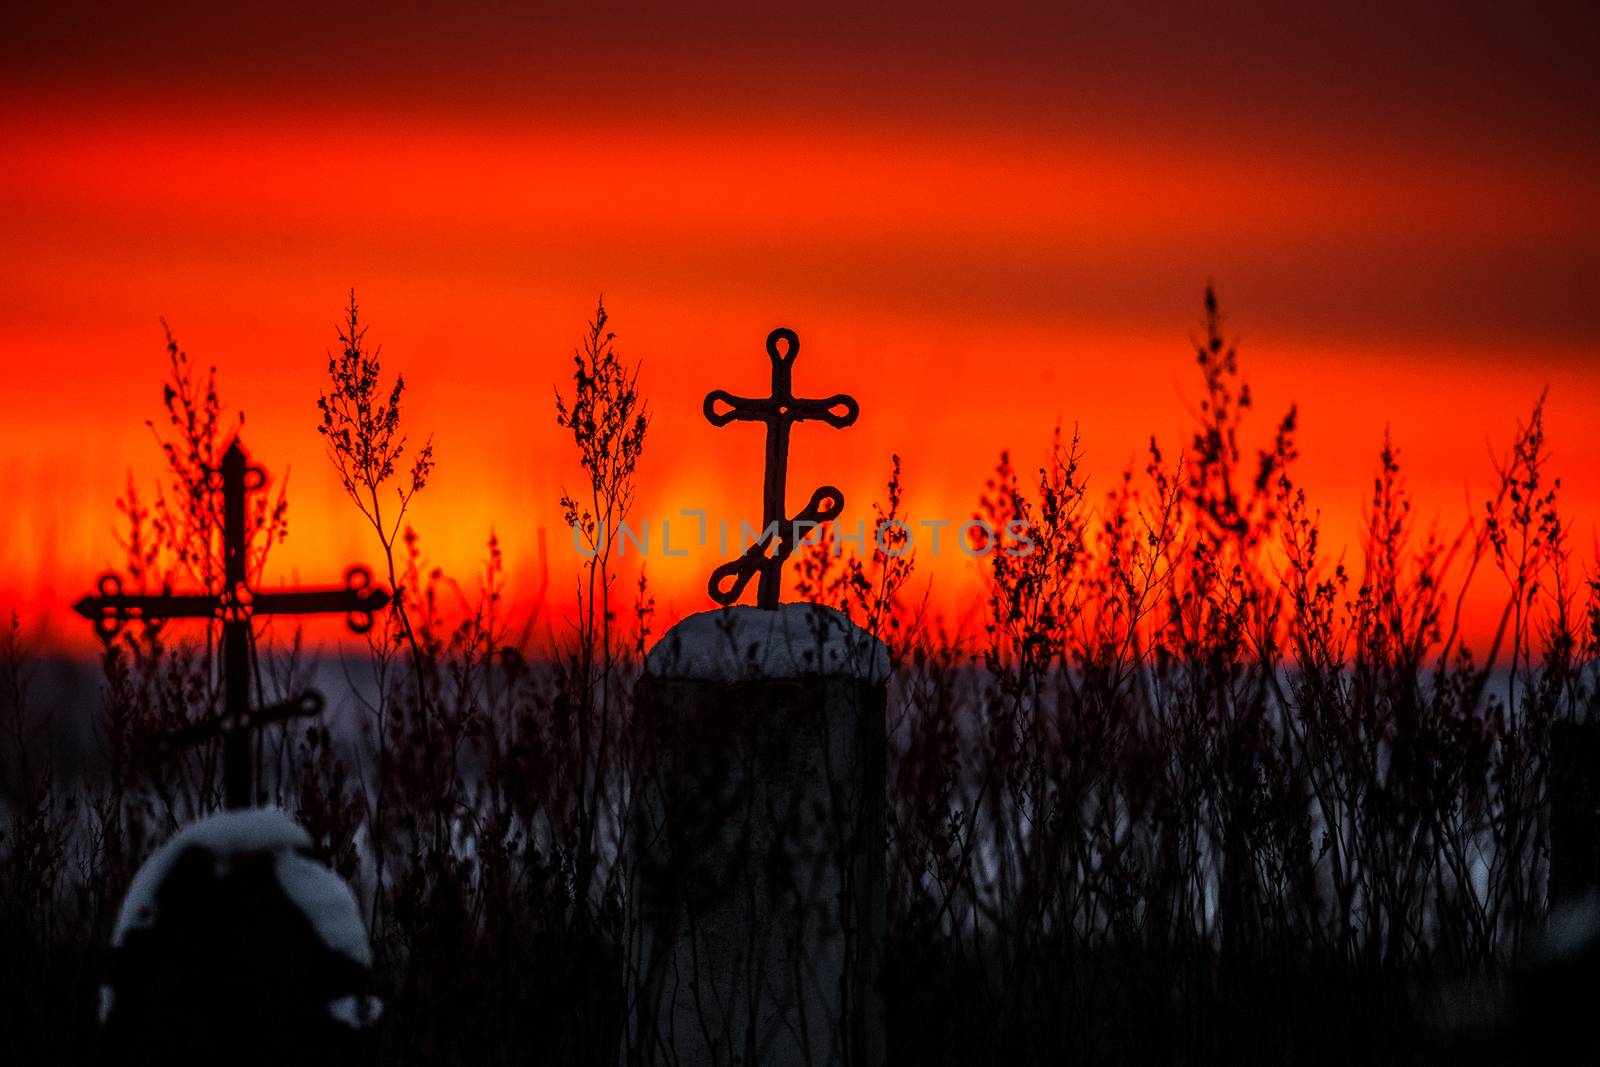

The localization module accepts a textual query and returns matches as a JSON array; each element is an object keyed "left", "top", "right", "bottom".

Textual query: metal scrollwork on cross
[
  {"left": 73, "top": 439, "right": 391, "bottom": 808},
  {"left": 703, "top": 327, "right": 858, "bottom": 609}
]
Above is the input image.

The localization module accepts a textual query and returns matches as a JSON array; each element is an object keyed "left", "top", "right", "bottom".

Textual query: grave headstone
[
  {"left": 628, "top": 604, "right": 888, "bottom": 1067},
  {"left": 100, "top": 808, "right": 380, "bottom": 1067}
]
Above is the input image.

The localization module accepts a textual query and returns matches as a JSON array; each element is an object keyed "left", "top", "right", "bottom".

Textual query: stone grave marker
[
  {"left": 100, "top": 808, "right": 380, "bottom": 1067},
  {"left": 627, "top": 327, "right": 886, "bottom": 1067}
]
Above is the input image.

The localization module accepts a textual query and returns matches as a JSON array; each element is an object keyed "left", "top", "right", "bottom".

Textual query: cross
[
  {"left": 703, "top": 327, "right": 858, "bottom": 608},
  {"left": 74, "top": 438, "right": 391, "bottom": 808}
]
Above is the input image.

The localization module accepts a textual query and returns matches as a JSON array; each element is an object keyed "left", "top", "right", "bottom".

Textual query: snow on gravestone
[
  {"left": 628, "top": 603, "right": 888, "bottom": 1067},
  {"left": 99, "top": 808, "right": 380, "bottom": 1067}
]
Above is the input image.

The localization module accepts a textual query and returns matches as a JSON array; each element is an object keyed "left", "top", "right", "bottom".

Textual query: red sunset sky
[{"left": 2, "top": 4, "right": 1596, "bottom": 651}]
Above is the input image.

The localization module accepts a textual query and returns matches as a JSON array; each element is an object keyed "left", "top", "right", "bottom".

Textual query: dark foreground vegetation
[{"left": 3, "top": 291, "right": 1597, "bottom": 1065}]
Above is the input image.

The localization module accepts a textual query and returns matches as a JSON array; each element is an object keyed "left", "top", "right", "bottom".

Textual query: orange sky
[{"left": 2, "top": 4, "right": 1597, "bottom": 654}]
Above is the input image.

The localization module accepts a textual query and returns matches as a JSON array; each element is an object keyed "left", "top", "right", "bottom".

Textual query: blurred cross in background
[
  {"left": 702, "top": 327, "right": 858, "bottom": 608},
  {"left": 73, "top": 438, "right": 391, "bottom": 808}
]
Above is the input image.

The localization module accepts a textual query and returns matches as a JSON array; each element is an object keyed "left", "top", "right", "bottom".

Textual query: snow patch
[
  {"left": 328, "top": 993, "right": 383, "bottom": 1029},
  {"left": 113, "top": 808, "right": 311, "bottom": 946},
  {"left": 111, "top": 807, "right": 369, "bottom": 967},
  {"left": 276, "top": 851, "right": 371, "bottom": 967},
  {"left": 645, "top": 603, "right": 889, "bottom": 682}
]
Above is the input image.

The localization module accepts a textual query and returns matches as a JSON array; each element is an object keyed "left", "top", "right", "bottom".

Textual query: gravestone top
[
  {"left": 102, "top": 805, "right": 381, "bottom": 1058},
  {"left": 112, "top": 807, "right": 370, "bottom": 966},
  {"left": 644, "top": 602, "right": 889, "bottom": 682}
]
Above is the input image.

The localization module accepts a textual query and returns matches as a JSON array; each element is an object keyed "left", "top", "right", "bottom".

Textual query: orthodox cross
[
  {"left": 74, "top": 439, "right": 391, "bottom": 809},
  {"left": 703, "top": 327, "right": 858, "bottom": 608}
]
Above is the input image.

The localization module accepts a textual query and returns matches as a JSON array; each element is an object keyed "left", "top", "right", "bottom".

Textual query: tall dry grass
[{"left": 2, "top": 288, "right": 1596, "bottom": 1065}]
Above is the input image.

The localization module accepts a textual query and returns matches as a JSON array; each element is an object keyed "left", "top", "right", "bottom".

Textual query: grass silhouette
[{"left": 2, "top": 288, "right": 1596, "bottom": 1065}]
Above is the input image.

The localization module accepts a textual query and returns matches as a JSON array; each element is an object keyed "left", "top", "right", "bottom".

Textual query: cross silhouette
[
  {"left": 74, "top": 439, "right": 391, "bottom": 808},
  {"left": 703, "top": 327, "right": 858, "bottom": 608}
]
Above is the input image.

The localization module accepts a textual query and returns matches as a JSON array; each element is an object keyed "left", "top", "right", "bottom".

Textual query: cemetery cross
[
  {"left": 703, "top": 327, "right": 859, "bottom": 608},
  {"left": 73, "top": 438, "right": 391, "bottom": 808}
]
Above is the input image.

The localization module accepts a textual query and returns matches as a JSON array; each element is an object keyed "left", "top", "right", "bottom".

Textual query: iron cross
[
  {"left": 703, "top": 327, "right": 858, "bottom": 608},
  {"left": 74, "top": 439, "right": 391, "bottom": 809}
]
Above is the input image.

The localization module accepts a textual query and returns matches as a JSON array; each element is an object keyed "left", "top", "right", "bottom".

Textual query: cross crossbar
[{"left": 73, "top": 568, "right": 388, "bottom": 639}]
